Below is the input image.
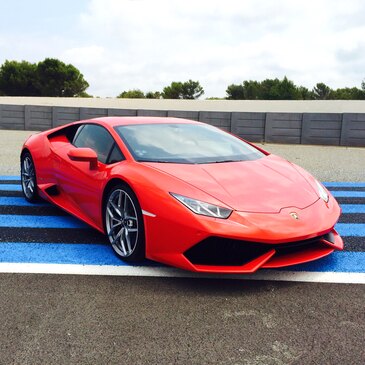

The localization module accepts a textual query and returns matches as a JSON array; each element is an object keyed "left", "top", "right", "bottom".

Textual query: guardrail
[{"left": 0, "top": 104, "right": 364, "bottom": 146}]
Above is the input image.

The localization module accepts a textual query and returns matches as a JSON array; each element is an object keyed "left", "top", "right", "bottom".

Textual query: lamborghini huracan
[{"left": 20, "top": 117, "right": 343, "bottom": 273}]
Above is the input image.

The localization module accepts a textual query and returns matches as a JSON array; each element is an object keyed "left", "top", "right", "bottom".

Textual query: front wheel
[
  {"left": 104, "top": 184, "right": 145, "bottom": 262},
  {"left": 21, "top": 151, "right": 39, "bottom": 203}
]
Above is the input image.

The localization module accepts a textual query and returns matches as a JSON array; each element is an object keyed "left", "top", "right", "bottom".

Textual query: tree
[
  {"left": 242, "top": 80, "right": 260, "bottom": 99},
  {"left": 145, "top": 91, "right": 161, "bottom": 99},
  {"left": 226, "top": 83, "right": 245, "bottom": 99},
  {"left": 297, "top": 86, "right": 313, "bottom": 100},
  {"left": 226, "top": 77, "right": 302, "bottom": 100},
  {"left": 312, "top": 83, "right": 332, "bottom": 100},
  {"left": 0, "top": 60, "right": 39, "bottom": 96},
  {"left": 162, "top": 81, "right": 184, "bottom": 99},
  {"left": 35, "top": 58, "right": 89, "bottom": 97},
  {"left": 117, "top": 89, "right": 145, "bottom": 98},
  {"left": 331, "top": 87, "right": 365, "bottom": 100},
  {"left": 258, "top": 78, "right": 279, "bottom": 99},
  {"left": 162, "top": 80, "right": 204, "bottom": 99},
  {"left": 274, "top": 76, "right": 301, "bottom": 100},
  {"left": 181, "top": 79, "right": 204, "bottom": 99},
  {"left": 0, "top": 58, "right": 89, "bottom": 97}
]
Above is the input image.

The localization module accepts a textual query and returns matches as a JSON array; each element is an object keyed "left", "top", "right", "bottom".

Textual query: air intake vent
[
  {"left": 184, "top": 237, "right": 270, "bottom": 266},
  {"left": 184, "top": 234, "right": 329, "bottom": 267}
]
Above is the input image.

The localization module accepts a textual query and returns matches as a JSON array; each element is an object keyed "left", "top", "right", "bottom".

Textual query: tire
[
  {"left": 21, "top": 151, "right": 39, "bottom": 203},
  {"left": 104, "top": 183, "right": 145, "bottom": 262}
]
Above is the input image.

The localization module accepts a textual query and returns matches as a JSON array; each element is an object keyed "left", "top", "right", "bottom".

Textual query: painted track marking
[{"left": 0, "top": 176, "right": 364, "bottom": 283}]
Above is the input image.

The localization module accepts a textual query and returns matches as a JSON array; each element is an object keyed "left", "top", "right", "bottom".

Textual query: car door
[{"left": 56, "top": 123, "right": 124, "bottom": 228}]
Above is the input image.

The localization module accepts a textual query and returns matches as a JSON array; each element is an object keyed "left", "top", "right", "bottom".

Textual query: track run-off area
[{"left": 0, "top": 176, "right": 364, "bottom": 284}]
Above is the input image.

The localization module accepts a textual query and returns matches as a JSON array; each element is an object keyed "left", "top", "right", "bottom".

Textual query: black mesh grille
[
  {"left": 184, "top": 233, "right": 331, "bottom": 267},
  {"left": 272, "top": 233, "right": 332, "bottom": 256},
  {"left": 184, "top": 237, "right": 270, "bottom": 266}
]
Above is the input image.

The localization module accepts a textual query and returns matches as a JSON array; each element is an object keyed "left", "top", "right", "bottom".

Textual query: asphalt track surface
[{"left": 0, "top": 132, "right": 365, "bottom": 364}]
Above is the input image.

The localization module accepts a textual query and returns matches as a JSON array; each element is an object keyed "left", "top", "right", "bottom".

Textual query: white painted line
[{"left": 0, "top": 262, "right": 364, "bottom": 284}]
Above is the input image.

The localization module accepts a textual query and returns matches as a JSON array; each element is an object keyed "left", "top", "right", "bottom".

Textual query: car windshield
[{"left": 115, "top": 123, "right": 265, "bottom": 164}]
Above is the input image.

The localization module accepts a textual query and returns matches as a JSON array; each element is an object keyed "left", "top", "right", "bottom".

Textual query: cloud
[
  {"left": 70, "top": 0, "right": 365, "bottom": 96},
  {"left": 1, "top": 0, "right": 365, "bottom": 97}
]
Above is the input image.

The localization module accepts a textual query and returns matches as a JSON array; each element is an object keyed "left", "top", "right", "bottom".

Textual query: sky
[{"left": 0, "top": 0, "right": 364, "bottom": 98}]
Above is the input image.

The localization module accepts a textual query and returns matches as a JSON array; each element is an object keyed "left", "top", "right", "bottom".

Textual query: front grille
[
  {"left": 184, "top": 237, "right": 270, "bottom": 266},
  {"left": 271, "top": 235, "right": 328, "bottom": 256},
  {"left": 184, "top": 234, "right": 332, "bottom": 267}
]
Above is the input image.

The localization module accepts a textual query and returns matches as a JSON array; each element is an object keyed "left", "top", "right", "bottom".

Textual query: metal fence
[{"left": 0, "top": 104, "right": 364, "bottom": 146}]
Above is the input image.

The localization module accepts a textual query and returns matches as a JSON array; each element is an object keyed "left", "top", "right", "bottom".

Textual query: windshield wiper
[
  {"left": 138, "top": 159, "right": 171, "bottom": 163},
  {"left": 211, "top": 159, "right": 240, "bottom": 163}
]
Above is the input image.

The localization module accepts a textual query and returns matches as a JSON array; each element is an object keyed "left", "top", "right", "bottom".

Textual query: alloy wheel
[{"left": 105, "top": 188, "right": 139, "bottom": 257}]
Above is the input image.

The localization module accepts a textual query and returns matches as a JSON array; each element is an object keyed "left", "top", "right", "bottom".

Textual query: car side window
[
  {"left": 73, "top": 124, "right": 124, "bottom": 164},
  {"left": 107, "top": 143, "right": 124, "bottom": 164}
]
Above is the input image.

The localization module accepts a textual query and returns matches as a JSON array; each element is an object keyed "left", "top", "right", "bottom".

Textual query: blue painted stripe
[
  {"left": 324, "top": 182, "right": 365, "bottom": 188},
  {"left": 0, "top": 184, "right": 21, "bottom": 191},
  {"left": 0, "top": 176, "right": 20, "bottom": 181},
  {"left": 0, "top": 197, "right": 48, "bottom": 206},
  {"left": 282, "top": 251, "right": 365, "bottom": 273},
  {"left": 331, "top": 191, "right": 365, "bottom": 198},
  {"left": 0, "top": 215, "right": 87, "bottom": 228},
  {"left": 335, "top": 223, "right": 365, "bottom": 237},
  {"left": 0, "top": 242, "right": 128, "bottom": 266},
  {"left": 0, "top": 242, "right": 363, "bottom": 272},
  {"left": 340, "top": 204, "right": 365, "bottom": 214}
]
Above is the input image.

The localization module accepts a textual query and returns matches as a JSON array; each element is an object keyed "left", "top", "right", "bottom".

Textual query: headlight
[
  {"left": 170, "top": 193, "right": 232, "bottom": 219},
  {"left": 315, "top": 180, "right": 329, "bottom": 203}
]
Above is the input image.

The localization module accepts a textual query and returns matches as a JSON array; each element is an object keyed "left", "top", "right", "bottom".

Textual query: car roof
[{"left": 84, "top": 116, "right": 201, "bottom": 127}]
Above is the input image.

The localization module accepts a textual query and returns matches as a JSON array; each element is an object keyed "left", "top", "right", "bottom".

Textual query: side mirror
[{"left": 67, "top": 147, "right": 98, "bottom": 170}]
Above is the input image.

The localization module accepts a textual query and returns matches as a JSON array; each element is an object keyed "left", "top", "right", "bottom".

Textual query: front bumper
[
  {"left": 183, "top": 228, "right": 343, "bottom": 273},
  {"left": 145, "top": 196, "right": 343, "bottom": 273}
]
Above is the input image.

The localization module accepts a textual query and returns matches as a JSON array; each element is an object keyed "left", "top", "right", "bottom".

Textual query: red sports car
[{"left": 21, "top": 117, "right": 343, "bottom": 273}]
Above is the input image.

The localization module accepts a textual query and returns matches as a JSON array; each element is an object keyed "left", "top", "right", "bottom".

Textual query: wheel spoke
[
  {"left": 124, "top": 228, "right": 132, "bottom": 253},
  {"left": 107, "top": 222, "right": 121, "bottom": 237},
  {"left": 24, "top": 158, "right": 29, "bottom": 173},
  {"left": 110, "top": 200, "right": 122, "bottom": 217},
  {"left": 118, "top": 191, "right": 123, "bottom": 209},
  {"left": 119, "top": 228, "right": 128, "bottom": 256},
  {"left": 111, "top": 227, "right": 124, "bottom": 246},
  {"left": 123, "top": 193, "right": 128, "bottom": 214},
  {"left": 107, "top": 206, "right": 116, "bottom": 220}
]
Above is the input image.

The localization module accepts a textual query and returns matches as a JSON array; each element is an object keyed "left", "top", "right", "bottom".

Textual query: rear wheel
[
  {"left": 21, "top": 151, "right": 39, "bottom": 203},
  {"left": 104, "top": 184, "right": 145, "bottom": 262}
]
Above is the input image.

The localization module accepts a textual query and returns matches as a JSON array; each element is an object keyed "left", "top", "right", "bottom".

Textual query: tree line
[
  {"left": 117, "top": 80, "right": 204, "bottom": 99},
  {"left": 0, "top": 59, "right": 89, "bottom": 97},
  {"left": 1, "top": 59, "right": 364, "bottom": 100},
  {"left": 226, "top": 77, "right": 365, "bottom": 100}
]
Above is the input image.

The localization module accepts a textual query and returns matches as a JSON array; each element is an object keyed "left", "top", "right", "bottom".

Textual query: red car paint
[{"left": 22, "top": 117, "right": 343, "bottom": 273}]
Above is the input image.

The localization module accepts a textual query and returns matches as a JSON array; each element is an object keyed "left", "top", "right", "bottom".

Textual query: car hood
[{"left": 145, "top": 155, "right": 319, "bottom": 213}]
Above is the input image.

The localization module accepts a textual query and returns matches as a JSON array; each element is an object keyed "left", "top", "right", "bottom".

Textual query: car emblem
[{"left": 289, "top": 212, "right": 299, "bottom": 220}]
